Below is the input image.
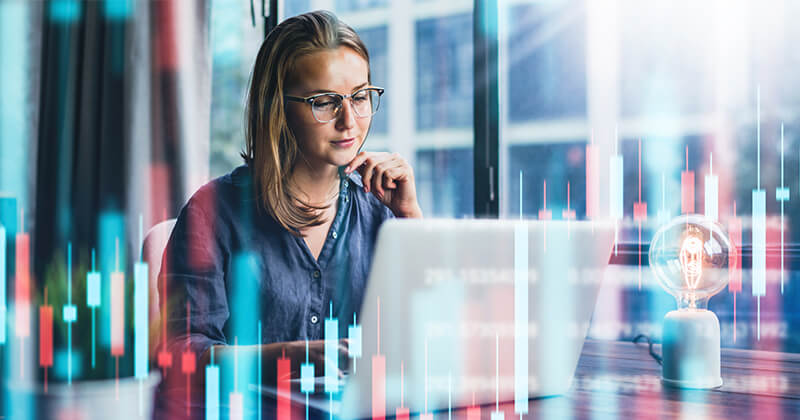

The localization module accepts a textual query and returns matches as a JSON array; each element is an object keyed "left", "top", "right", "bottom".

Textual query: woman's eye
[{"left": 314, "top": 101, "right": 335, "bottom": 108}]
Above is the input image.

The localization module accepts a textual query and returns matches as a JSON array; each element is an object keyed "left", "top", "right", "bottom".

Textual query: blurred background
[{"left": 0, "top": 0, "right": 798, "bottom": 402}]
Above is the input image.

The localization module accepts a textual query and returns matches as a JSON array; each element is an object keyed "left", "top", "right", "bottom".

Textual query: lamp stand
[{"left": 661, "top": 309, "right": 723, "bottom": 389}]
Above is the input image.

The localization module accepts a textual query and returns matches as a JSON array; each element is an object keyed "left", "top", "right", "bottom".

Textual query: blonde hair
[{"left": 242, "top": 10, "right": 371, "bottom": 236}]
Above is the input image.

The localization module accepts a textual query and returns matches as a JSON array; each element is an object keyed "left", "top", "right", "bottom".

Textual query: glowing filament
[{"left": 679, "top": 236, "right": 704, "bottom": 290}]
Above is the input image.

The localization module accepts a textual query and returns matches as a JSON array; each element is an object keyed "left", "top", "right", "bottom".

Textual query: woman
[{"left": 158, "top": 10, "right": 421, "bottom": 391}]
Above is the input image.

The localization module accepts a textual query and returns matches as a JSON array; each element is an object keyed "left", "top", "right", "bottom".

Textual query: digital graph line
[
  {"left": 64, "top": 242, "right": 77, "bottom": 384},
  {"left": 87, "top": 248, "right": 100, "bottom": 368},
  {"left": 0, "top": 221, "right": 4, "bottom": 346},
  {"left": 16, "top": 208, "right": 30, "bottom": 378},
  {"left": 491, "top": 333, "right": 503, "bottom": 420},
  {"left": 728, "top": 201, "right": 743, "bottom": 342},
  {"left": 514, "top": 220, "right": 528, "bottom": 415},
  {"left": 610, "top": 128, "right": 623, "bottom": 256},
  {"left": 705, "top": 153, "right": 719, "bottom": 222},
  {"left": 181, "top": 302, "right": 196, "bottom": 416},
  {"left": 372, "top": 297, "right": 386, "bottom": 420},
  {"left": 776, "top": 123, "right": 789, "bottom": 295},
  {"left": 538, "top": 180, "right": 551, "bottom": 252},
  {"left": 752, "top": 85, "right": 766, "bottom": 341},
  {"left": 633, "top": 138, "right": 647, "bottom": 290},
  {"left": 563, "top": 181, "right": 576, "bottom": 237}
]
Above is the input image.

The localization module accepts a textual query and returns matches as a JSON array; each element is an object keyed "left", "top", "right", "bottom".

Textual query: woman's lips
[{"left": 331, "top": 138, "right": 356, "bottom": 148}]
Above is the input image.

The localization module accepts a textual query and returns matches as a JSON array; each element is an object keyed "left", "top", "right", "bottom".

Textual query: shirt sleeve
[{"left": 157, "top": 195, "right": 229, "bottom": 363}]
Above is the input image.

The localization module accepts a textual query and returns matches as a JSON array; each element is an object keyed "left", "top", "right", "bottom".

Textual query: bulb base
[{"left": 661, "top": 309, "right": 722, "bottom": 389}]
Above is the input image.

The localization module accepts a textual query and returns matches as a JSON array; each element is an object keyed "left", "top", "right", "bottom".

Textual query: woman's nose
[{"left": 335, "top": 98, "right": 357, "bottom": 130}]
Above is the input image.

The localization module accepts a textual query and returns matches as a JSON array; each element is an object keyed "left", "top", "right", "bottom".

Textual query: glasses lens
[
  {"left": 311, "top": 94, "right": 341, "bottom": 122},
  {"left": 352, "top": 89, "right": 381, "bottom": 117}
]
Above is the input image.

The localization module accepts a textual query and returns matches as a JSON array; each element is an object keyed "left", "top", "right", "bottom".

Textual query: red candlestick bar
[
  {"left": 15, "top": 232, "right": 30, "bottom": 338},
  {"left": 585, "top": 133, "right": 598, "bottom": 220},
  {"left": 181, "top": 302, "right": 196, "bottom": 416},
  {"left": 110, "top": 271, "right": 125, "bottom": 356},
  {"left": 728, "top": 201, "right": 743, "bottom": 342},
  {"left": 395, "top": 361, "right": 409, "bottom": 420},
  {"left": 372, "top": 355, "right": 386, "bottom": 420},
  {"left": 562, "top": 182, "right": 576, "bottom": 220},
  {"left": 40, "top": 288, "right": 53, "bottom": 393},
  {"left": 467, "top": 406, "right": 481, "bottom": 420},
  {"left": 538, "top": 180, "right": 552, "bottom": 220},
  {"left": 372, "top": 297, "right": 385, "bottom": 420},
  {"left": 277, "top": 350, "right": 291, "bottom": 420},
  {"left": 681, "top": 146, "right": 695, "bottom": 214}
]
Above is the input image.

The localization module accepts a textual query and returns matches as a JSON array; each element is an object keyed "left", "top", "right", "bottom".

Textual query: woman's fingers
[
  {"left": 344, "top": 151, "right": 368, "bottom": 174},
  {"left": 373, "top": 158, "right": 408, "bottom": 196},
  {"left": 360, "top": 156, "right": 380, "bottom": 194},
  {"left": 345, "top": 152, "right": 412, "bottom": 202},
  {"left": 382, "top": 166, "right": 406, "bottom": 189}
]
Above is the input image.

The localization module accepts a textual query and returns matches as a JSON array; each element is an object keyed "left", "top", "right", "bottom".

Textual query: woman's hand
[
  {"left": 200, "top": 339, "right": 351, "bottom": 388},
  {"left": 344, "top": 151, "right": 423, "bottom": 218},
  {"left": 280, "top": 339, "right": 350, "bottom": 380}
]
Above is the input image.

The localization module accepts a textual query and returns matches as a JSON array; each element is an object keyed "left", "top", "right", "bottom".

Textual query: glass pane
[
  {"left": 415, "top": 13, "right": 473, "bottom": 130},
  {"left": 355, "top": 26, "right": 388, "bottom": 135},
  {"left": 283, "top": 1, "right": 474, "bottom": 218},
  {"left": 500, "top": 0, "right": 800, "bottom": 353},
  {"left": 209, "top": 0, "right": 265, "bottom": 178}
]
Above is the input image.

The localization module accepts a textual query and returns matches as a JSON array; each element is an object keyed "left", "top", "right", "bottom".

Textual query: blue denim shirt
[{"left": 158, "top": 165, "right": 394, "bottom": 359}]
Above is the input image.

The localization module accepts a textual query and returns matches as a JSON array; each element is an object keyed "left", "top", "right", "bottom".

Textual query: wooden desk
[
  {"left": 494, "top": 339, "right": 800, "bottom": 419},
  {"left": 153, "top": 339, "right": 800, "bottom": 419}
]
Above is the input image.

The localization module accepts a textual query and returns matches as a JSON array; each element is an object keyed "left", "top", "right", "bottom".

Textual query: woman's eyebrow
[{"left": 304, "top": 82, "right": 369, "bottom": 95}]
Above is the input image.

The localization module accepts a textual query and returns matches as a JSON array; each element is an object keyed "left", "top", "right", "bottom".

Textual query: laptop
[{"left": 254, "top": 218, "right": 615, "bottom": 418}]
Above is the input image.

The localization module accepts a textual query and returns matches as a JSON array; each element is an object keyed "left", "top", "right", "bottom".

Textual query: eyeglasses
[{"left": 284, "top": 87, "right": 385, "bottom": 123}]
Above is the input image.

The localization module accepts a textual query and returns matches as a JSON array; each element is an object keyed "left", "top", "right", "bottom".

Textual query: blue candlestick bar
[
  {"left": 752, "top": 86, "right": 766, "bottom": 341},
  {"left": 206, "top": 347, "right": 219, "bottom": 420},
  {"left": 64, "top": 242, "right": 77, "bottom": 384},
  {"left": 491, "top": 333, "right": 504, "bottom": 420},
  {"left": 0, "top": 223, "right": 5, "bottom": 345},
  {"left": 348, "top": 313, "right": 362, "bottom": 374},
  {"left": 776, "top": 123, "right": 789, "bottom": 295},
  {"left": 301, "top": 340, "right": 315, "bottom": 420},
  {"left": 87, "top": 249, "right": 101, "bottom": 367},
  {"left": 514, "top": 222, "right": 528, "bottom": 414},
  {"left": 134, "top": 261, "right": 148, "bottom": 379},
  {"left": 324, "top": 302, "right": 339, "bottom": 394}
]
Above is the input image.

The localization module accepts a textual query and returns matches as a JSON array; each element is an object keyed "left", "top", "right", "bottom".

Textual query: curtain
[{"left": 31, "top": 0, "right": 210, "bottom": 379}]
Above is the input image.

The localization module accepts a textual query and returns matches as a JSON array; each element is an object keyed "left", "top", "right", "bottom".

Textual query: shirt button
[
  {"left": 332, "top": 231, "right": 338, "bottom": 239},
  {"left": 310, "top": 314, "right": 319, "bottom": 324},
  {"left": 312, "top": 270, "right": 321, "bottom": 279}
]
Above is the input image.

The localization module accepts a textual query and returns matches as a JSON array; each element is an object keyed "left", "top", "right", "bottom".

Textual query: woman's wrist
[{"left": 397, "top": 204, "right": 423, "bottom": 219}]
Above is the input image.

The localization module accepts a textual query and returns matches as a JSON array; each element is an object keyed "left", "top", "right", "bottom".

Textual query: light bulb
[
  {"left": 648, "top": 214, "right": 733, "bottom": 389},
  {"left": 649, "top": 214, "right": 731, "bottom": 310}
]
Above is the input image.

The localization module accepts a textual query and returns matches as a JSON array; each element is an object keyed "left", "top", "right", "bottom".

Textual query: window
[
  {"left": 284, "top": 0, "right": 474, "bottom": 218},
  {"left": 499, "top": 0, "right": 800, "bottom": 353},
  {"left": 209, "top": 0, "right": 800, "bottom": 353},
  {"left": 209, "top": 0, "right": 265, "bottom": 178}
]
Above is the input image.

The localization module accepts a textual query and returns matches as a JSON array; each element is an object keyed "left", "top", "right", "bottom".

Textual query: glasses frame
[{"left": 284, "top": 86, "right": 385, "bottom": 123}]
